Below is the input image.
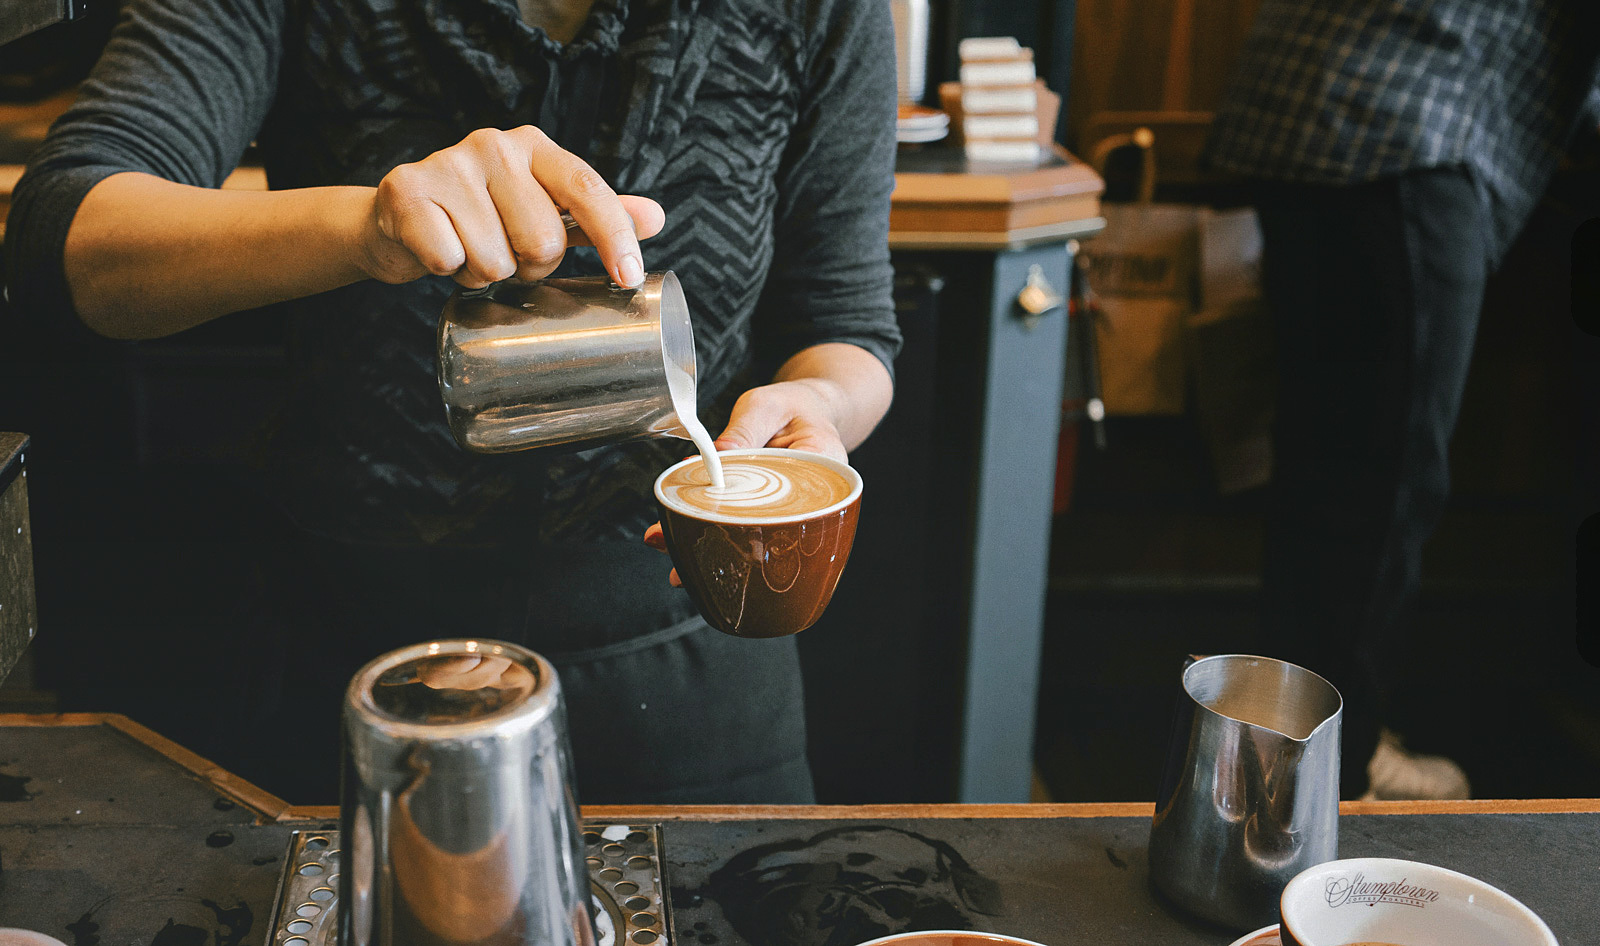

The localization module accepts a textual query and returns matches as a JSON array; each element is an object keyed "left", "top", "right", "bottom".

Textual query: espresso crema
[{"left": 659, "top": 454, "right": 855, "bottom": 520}]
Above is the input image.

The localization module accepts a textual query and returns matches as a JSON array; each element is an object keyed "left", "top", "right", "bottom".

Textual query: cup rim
[
  {"left": 654, "top": 447, "right": 863, "bottom": 525},
  {"left": 1280, "top": 857, "right": 1558, "bottom": 946},
  {"left": 848, "top": 933, "right": 1049, "bottom": 946},
  {"left": 1225, "top": 925, "right": 1282, "bottom": 946}
]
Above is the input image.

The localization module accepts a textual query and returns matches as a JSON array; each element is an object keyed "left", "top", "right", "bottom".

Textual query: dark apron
[{"left": 198, "top": 529, "right": 814, "bottom": 805}]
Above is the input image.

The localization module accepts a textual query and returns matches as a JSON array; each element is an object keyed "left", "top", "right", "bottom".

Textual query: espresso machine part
[
  {"left": 340, "top": 640, "right": 594, "bottom": 946},
  {"left": 1148, "top": 654, "right": 1343, "bottom": 931},
  {"left": 437, "top": 272, "right": 699, "bottom": 454}
]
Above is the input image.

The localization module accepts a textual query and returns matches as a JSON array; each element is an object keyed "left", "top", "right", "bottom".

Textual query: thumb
[{"left": 715, "top": 391, "right": 784, "bottom": 451}]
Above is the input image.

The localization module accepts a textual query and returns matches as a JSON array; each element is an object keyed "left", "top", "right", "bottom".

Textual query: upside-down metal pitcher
[
  {"left": 1148, "top": 654, "right": 1343, "bottom": 931},
  {"left": 340, "top": 640, "right": 594, "bottom": 946}
]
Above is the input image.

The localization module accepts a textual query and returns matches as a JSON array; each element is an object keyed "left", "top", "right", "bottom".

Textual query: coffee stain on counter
[
  {"left": 65, "top": 910, "right": 101, "bottom": 946},
  {"left": 150, "top": 919, "right": 207, "bottom": 946},
  {"left": 0, "top": 769, "right": 36, "bottom": 801},
  {"left": 63, "top": 898, "right": 250, "bottom": 946},
  {"left": 703, "top": 825, "right": 1002, "bottom": 946}
]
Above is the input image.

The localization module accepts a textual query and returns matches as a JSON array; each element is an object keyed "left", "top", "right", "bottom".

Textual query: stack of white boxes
[{"left": 958, "top": 37, "right": 1041, "bottom": 164}]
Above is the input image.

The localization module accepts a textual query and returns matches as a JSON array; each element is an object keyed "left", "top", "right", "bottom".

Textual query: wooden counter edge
[
  {"left": 9, "top": 716, "right": 1597, "bottom": 824},
  {"left": 0, "top": 711, "right": 296, "bottom": 821},
  {"left": 275, "top": 799, "right": 1600, "bottom": 822}
]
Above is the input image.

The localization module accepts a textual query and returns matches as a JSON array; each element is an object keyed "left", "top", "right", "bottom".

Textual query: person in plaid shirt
[{"left": 1206, "top": 0, "right": 1600, "bottom": 799}]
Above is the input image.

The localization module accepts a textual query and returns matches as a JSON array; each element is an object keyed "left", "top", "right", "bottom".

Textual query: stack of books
[{"left": 958, "top": 37, "right": 1041, "bottom": 164}]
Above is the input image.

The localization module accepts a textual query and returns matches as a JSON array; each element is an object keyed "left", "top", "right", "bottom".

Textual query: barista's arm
[
  {"left": 742, "top": 0, "right": 901, "bottom": 459},
  {"left": 712, "top": 342, "right": 893, "bottom": 463},
  {"left": 65, "top": 145, "right": 662, "bottom": 339},
  {"left": 6, "top": 0, "right": 657, "bottom": 340}
]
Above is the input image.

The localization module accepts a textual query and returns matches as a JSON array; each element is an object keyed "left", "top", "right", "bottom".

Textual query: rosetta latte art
[{"left": 660, "top": 455, "right": 853, "bottom": 520}]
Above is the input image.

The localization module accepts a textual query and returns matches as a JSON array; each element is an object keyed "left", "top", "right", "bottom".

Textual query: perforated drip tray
[{"left": 266, "top": 822, "right": 671, "bottom": 946}]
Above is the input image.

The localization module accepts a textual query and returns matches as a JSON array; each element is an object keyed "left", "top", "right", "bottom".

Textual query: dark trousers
[{"left": 1254, "top": 168, "right": 1489, "bottom": 796}]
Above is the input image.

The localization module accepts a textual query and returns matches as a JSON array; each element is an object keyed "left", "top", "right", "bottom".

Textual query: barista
[{"left": 4, "top": 0, "right": 900, "bottom": 803}]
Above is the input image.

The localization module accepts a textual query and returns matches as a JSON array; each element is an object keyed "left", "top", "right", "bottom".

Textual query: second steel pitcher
[
  {"left": 1148, "top": 654, "right": 1343, "bottom": 931},
  {"left": 339, "top": 640, "right": 594, "bottom": 946}
]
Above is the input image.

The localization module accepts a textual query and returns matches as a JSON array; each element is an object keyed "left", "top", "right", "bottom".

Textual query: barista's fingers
[
  {"left": 524, "top": 128, "right": 645, "bottom": 287},
  {"left": 620, "top": 195, "right": 666, "bottom": 241},
  {"left": 717, "top": 381, "right": 847, "bottom": 461},
  {"left": 374, "top": 173, "right": 468, "bottom": 279},
  {"left": 560, "top": 196, "right": 667, "bottom": 249},
  {"left": 435, "top": 183, "right": 519, "bottom": 289},
  {"left": 669, "top": 567, "right": 682, "bottom": 588},
  {"left": 643, "top": 523, "right": 667, "bottom": 552},
  {"left": 763, "top": 424, "right": 848, "bottom": 463},
  {"left": 560, "top": 196, "right": 665, "bottom": 249},
  {"left": 484, "top": 154, "right": 569, "bottom": 281}
]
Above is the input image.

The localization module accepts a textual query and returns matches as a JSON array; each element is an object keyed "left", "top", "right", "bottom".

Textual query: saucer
[{"left": 1226, "top": 926, "right": 1281, "bottom": 946}]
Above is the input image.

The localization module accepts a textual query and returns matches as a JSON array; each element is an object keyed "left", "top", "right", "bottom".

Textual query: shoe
[{"left": 1361, "top": 728, "right": 1471, "bottom": 801}]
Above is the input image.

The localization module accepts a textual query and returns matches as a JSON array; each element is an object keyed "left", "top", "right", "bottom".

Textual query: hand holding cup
[{"left": 653, "top": 448, "right": 862, "bottom": 638}]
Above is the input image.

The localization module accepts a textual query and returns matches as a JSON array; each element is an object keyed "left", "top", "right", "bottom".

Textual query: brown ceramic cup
[{"left": 653, "top": 447, "right": 863, "bottom": 638}]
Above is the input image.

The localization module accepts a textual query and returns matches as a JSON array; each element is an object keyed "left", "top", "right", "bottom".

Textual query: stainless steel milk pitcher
[
  {"left": 1148, "top": 654, "right": 1343, "bottom": 931},
  {"left": 438, "top": 272, "right": 699, "bottom": 454},
  {"left": 340, "top": 640, "right": 595, "bottom": 946}
]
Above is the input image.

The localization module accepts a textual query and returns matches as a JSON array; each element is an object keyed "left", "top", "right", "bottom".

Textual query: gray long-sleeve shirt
[{"left": 6, "top": 0, "right": 901, "bottom": 547}]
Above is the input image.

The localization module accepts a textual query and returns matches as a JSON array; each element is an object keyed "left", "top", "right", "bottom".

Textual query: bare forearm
[
  {"left": 62, "top": 126, "right": 666, "bottom": 340},
  {"left": 63, "top": 172, "right": 374, "bottom": 338},
  {"left": 773, "top": 342, "right": 894, "bottom": 452}
]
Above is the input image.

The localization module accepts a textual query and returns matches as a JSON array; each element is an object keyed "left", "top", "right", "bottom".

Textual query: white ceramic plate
[
  {"left": 0, "top": 931, "right": 72, "bottom": 946},
  {"left": 1280, "top": 858, "right": 1556, "bottom": 946}
]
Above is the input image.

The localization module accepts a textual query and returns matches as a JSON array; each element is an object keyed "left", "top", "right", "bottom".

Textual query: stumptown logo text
[{"left": 1324, "top": 874, "right": 1442, "bottom": 908}]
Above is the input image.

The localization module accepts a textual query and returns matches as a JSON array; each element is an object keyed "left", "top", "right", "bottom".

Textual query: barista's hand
[
  {"left": 641, "top": 522, "right": 681, "bottom": 587},
  {"left": 643, "top": 343, "right": 887, "bottom": 586},
  {"left": 712, "top": 379, "right": 849, "bottom": 462},
  {"left": 642, "top": 379, "right": 848, "bottom": 587},
  {"left": 357, "top": 126, "right": 666, "bottom": 290}
]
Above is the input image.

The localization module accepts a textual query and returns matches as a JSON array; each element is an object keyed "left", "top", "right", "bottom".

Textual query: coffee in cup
[{"left": 654, "top": 448, "right": 862, "bottom": 638}]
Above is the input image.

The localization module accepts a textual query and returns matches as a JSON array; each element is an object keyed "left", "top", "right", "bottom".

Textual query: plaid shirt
[{"left": 1206, "top": 0, "right": 1600, "bottom": 259}]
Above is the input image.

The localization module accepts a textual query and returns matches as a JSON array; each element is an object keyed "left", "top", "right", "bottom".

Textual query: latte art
[
  {"left": 660, "top": 454, "right": 856, "bottom": 521},
  {"left": 702, "top": 464, "right": 796, "bottom": 508}
]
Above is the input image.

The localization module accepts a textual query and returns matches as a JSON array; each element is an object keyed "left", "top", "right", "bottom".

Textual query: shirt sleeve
[
  {"left": 750, "top": 0, "right": 902, "bottom": 380},
  {"left": 3, "top": 0, "right": 285, "bottom": 329}
]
